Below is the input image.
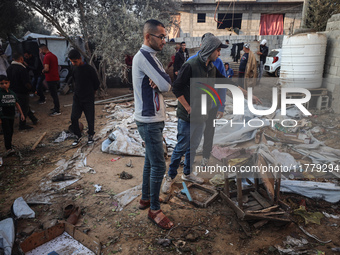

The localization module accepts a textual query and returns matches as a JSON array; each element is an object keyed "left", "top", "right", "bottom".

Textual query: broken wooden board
[
  {"left": 20, "top": 223, "right": 101, "bottom": 254},
  {"left": 257, "top": 154, "right": 275, "bottom": 204}
]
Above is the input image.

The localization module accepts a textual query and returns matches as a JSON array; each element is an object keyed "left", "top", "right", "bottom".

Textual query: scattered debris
[
  {"left": 281, "top": 180, "right": 340, "bottom": 203},
  {"left": 31, "top": 132, "right": 47, "bottom": 150},
  {"left": 177, "top": 183, "right": 219, "bottom": 208},
  {"left": 0, "top": 218, "right": 15, "bottom": 255},
  {"left": 51, "top": 173, "right": 76, "bottom": 182},
  {"left": 110, "top": 157, "right": 121, "bottom": 162},
  {"left": 125, "top": 159, "right": 133, "bottom": 168},
  {"left": 20, "top": 223, "right": 100, "bottom": 254},
  {"left": 294, "top": 206, "right": 324, "bottom": 225},
  {"left": 298, "top": 225, "right": 332, "bottom": 244},
  {"left": 157, "top": 238, "right": 171, "bottom": 247},
  {"left": 13, "top": 197, "right": 35, "bottom": 219},
  {"left": 94, "top": 184, "right": 102, "bottom": 193},
  {"left": 119, "top": 171, "right": 133, "bottom": 179},
  {"left": 112, "top": 184, "right": 142, "bottom": 212},
  {"left": 67, "top": 207, "right": 81, "bottom": 225}
]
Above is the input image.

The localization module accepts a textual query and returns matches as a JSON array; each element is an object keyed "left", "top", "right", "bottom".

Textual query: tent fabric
[{"left": 259, "top": 14, "right": 284, "bottom": 35}]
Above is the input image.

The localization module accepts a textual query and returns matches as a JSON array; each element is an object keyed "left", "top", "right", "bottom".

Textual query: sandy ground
[{"left": 0, "top": 79, "right": 340, "bottom": 254}]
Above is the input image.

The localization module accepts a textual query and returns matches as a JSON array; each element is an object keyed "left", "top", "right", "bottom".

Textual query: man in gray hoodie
[
  {"left": 132, "top": 19, "right": 173, "bottom": 230},
  {"left": 162, "top": 35, "right": 261, "bottom": 193},
  {"left": 162, "top": 35, "right": 228, "bottom": 192}
]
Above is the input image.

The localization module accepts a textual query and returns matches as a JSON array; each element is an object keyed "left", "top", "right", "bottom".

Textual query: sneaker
[
  {"left": 32, "top": 119, "right": 39, "bottom": 125},
  {"left": 87, "top": 135, "right": 94, "bottom": 145},
  {"left": 19, "top": 125, "right": 33, "bottom": 131},
  {"left": 5, "top": 149, "right": 15, "bottom": 157},
  {"left": 200, "top": 157, "right": 209, "bottom": 167},
  {"left": 181, "top": 173, "right": 204, "bottom": 184},
  {"left": 161, "top": 175, "right": 174, "bottom": 194},
  {"left": 38, "top": 100, "right": 46, "bottom": 105},
  {"left": 50, "top": 111, "right": 61, "bottom": 116},
  {"left": 72, "top": 137, "right": 82, "bottom": 147}
]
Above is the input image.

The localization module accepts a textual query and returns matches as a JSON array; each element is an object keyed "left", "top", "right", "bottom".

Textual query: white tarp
[
  {"left": 0, "top": 218, "right": 15, "bottom": 255},
  {"left": 13, "top": 197, "right": 35, "bottom": 219},
  {"left": 23, "top": 33, "right": 71, "bottom": 65},
  {"left": 281, "top": 180, "right": 340, "bottom": 203}
]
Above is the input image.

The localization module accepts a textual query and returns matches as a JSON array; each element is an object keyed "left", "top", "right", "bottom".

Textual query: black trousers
[
  {"left": 2, "top": 118, "right": 14, "bottom": 150},
  {"left": 202, "top": 106, "right": 219, "bottom": 159},
  {"left": 71, "top": 97, "right": 95, "bottom": 138},
  {"left": 16, "top": 94, "right": 37, "bottom": 128},
  {"left": 47, "top": 81, "right": 60, "bottom": 112}
]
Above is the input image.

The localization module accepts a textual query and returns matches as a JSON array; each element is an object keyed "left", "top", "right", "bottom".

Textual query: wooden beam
[{"left": 31, "top": 132, "right": 47, "bottom": 150}]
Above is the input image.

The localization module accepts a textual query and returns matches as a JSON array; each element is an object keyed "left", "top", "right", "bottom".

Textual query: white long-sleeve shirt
[{"left": 132, "top": 44, "right": 171, "bottom": 123}]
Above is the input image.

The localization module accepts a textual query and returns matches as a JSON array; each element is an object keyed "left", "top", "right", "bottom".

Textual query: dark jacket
[
  {"left": 72, "top": 63, "right": 100, "bottom": 102},
  {"left": 172, "top": 55, "right": 222, "bottom": 123},
  {"left": 6, "top": 62, "right": 31, "bottom": 95},
  {"left": 173, "top": 48, "right": 189, "bottom": 73}
]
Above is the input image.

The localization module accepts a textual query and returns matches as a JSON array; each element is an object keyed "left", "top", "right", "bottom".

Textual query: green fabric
[{"left": 294, "top": 206, "right": 324, "bottom": 225}]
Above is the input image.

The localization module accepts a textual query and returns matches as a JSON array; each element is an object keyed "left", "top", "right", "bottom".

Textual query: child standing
[
  {"left": 0, "top": 75, "right": 25, "bottom": 156},
  {"left": 67, "top": 49, "right": 100, "bottom": 146}
]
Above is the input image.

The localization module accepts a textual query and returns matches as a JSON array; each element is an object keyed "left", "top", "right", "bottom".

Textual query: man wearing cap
[
  {"left": 257, "top": 39, "right": 269, "bottom": 80},
  {"left": 162, "top": 35, "right": 261, "bottom": 193},
  {"left": 238, "top": 43, "right": 257, "bottom": 89}
]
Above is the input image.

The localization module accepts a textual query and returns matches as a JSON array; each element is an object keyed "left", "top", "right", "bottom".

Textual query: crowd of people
[
  {"left": 132, "top": 19, "right": 264, "bottom": 230},
  {"left": 0, "top": 43, "right": 99, "bottom": 157},
  {"left": 0, "top": 19, "right": 269, "bottom": 229}
]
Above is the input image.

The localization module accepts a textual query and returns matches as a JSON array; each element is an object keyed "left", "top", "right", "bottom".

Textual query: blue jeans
[
  {"left": 136, "top": 121, "right": 166, "bottom": 211},
  {"left": 168, "top": 118, "right": 205, "bottom": 179}
]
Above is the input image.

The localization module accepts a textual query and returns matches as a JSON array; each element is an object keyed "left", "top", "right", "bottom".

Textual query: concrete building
[{"left": 171, "top": 0, "right": 304, "bottom": 38}]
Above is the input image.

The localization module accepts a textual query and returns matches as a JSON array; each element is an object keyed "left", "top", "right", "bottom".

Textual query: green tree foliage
[
  {"left": 0, "top": 0, "right": 30, "bottom": 39},
  {"left": 0, "top": 0, "right": 52, "bottom": 39},
  {"left": 17, "top": 16, "right": 52, "bottom": 36},
  {"left": 305, "top": 0, "right": 340, "bottom": 31},
  {"left": 19, "top": 0, "right": 179, "bottom": 94}
]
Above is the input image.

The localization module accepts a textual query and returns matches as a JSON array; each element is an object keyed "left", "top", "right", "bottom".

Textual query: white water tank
[{"left": 280, "top": 33, "right": 327, "bottom": 89}]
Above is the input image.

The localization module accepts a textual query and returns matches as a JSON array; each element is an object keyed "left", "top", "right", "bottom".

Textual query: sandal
[
  {"left": 139, "top": 197, "right": 164, "bottom": 210},
  {"left": 148, "top": 209, "right": 174, "bottom": 230}
]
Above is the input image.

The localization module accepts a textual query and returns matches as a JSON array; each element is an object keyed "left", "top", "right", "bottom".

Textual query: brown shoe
[
  {"left": 67, "top": 207, "right": 81, "bottom": 225},
  {"left": 63, "top": 203, "right": 75, "bottom": 218}
]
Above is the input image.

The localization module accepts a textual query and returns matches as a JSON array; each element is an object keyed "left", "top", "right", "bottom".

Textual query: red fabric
[
  {"left": 125, "top": 55, "right": 133, "bottom": 67},
  {"left": 259, "top": 14, "right": 284, "bottom": 35},
  {"left": 43, "top": 52, "right": 59, "bottom": 81}
]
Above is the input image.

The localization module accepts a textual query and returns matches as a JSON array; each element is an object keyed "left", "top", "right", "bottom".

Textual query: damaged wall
[{"left": 324, "top": 13, "right": 340, "bottom": 114}]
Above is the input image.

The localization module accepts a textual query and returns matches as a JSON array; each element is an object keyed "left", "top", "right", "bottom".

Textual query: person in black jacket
[
  {"left": 68, "top": 49, "right": 100, "bottom": 146},
  {"left": 173, "top": 41, "right": 189, "bottom": 81},
  {"left": 6, "top": 52, "right": 38, "bottom": 130},
  {"left": 24, "top": 50, "right": 45, "bottom": 104}
]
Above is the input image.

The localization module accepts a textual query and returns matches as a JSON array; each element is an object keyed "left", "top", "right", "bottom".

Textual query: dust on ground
[{"left": 0, "top": 83, "right": 340, "bottom": 255}]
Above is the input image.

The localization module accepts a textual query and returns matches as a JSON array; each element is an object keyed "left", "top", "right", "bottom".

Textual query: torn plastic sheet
[
  {"left": 101, "top": 109, "right": 178, "bottom": 156},
  {"left": 213, "top": 117, "right": 270, "bottom": 146},
  {"left": 54, "top": 131, "right": 76, "bottom": 143},
  {"left": 101, "top": 126, "right": 145, "bottom": 156},
  {"left": 13, "top": 197, "right": 35, "bottom": 219},
  {"left": 281, "top": 180, "right": 340, "bottom": 203},
  {"left": 271, "top": 149, "right": 298, "bottom": 170},
  {"left": 0, "top": 218, "right": 15, "bottom": 255},
  {"left": 112, "top": 184, "right": 142, "bottom": 211}
]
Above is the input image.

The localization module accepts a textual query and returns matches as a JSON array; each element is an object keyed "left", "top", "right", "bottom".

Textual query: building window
[
  {"left": 197, "top": 13, "right": 206, "bottom": 23},
  {"left": 217, "top": 13, "right": 242, "bottom": 29}
]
